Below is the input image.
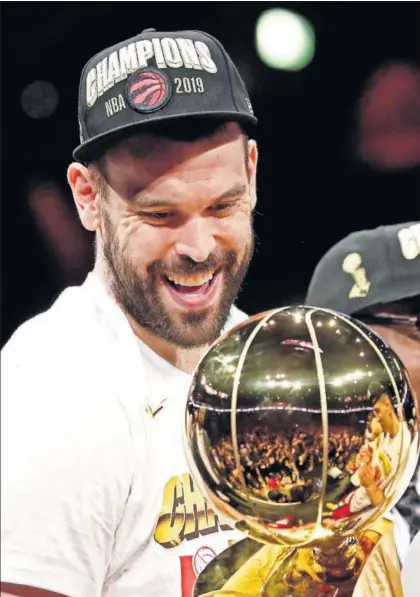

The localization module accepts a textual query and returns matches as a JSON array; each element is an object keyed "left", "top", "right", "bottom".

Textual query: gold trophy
[{"left": 184, "top": 307, "right": 419, "bottom": 597}]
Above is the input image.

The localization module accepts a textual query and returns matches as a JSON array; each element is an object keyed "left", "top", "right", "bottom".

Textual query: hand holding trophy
[{"left": 184, "top": 306, "right": 419, "bottom": 597}]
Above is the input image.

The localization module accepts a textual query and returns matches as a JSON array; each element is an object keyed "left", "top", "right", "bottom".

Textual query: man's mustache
[{"left": 148, "top": 252, "right": 237, "bottom": 278}]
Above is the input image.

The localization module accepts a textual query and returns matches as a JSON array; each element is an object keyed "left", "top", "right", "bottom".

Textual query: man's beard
[{"left": 101, "top": 210, "right": 253, "bottom": 348}]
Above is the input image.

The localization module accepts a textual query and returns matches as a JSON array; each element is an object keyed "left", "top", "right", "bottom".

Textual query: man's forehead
[
  {"left": 104, "top": 129, "right": 248, "bottom": 193},
  {"left": 107, "top": 122, "right": 245, "bottom": 163},
  {"left": 138, "top": 177, "right": 248, "bottom": 209}
]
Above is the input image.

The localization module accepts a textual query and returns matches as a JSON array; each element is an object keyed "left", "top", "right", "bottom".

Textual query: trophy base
[
  {"left": 276, "top": 534, "right": 372, "bottom": 597},
  {"left": 194, "top": 518, "right": 403, "bottom": 597},
  {"left": 262, "top": 520, "right": 401, "bottom": 597}
]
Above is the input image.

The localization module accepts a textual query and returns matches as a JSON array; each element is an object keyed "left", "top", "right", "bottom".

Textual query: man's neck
[
  {"left": 389, "top": 418, "right": 400, "bottom": 439},
  {"left": 127, "top": 314, "right": 208, "bottom": 374}
]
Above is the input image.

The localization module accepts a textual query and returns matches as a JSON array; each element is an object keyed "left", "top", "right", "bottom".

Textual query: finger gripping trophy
[{"left": 184, "top": 306, "right": 419, "bottom": 597}]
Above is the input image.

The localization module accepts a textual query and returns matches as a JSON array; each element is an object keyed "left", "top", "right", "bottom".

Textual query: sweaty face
[
  {"left": 370, "top": 417, "right": 382, "bottom": 437},
  {"left": 373, "top": 400, "right": 391, "bottom": 431},
  {"left": 99, "top": 124, "right": 255, "bottom": 348}
]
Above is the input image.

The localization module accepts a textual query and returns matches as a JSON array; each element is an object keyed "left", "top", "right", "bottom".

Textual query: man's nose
[{"left": 173, "top": 217, "right": 216, "bottom": 263}]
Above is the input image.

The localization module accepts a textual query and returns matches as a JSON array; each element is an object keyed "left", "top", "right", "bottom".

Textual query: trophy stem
[{"left": 279, "top": 534, "right": 374, "bottom": 597}]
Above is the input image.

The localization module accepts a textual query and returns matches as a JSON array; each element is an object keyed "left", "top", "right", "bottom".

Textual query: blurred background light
[
  {"left": 357, "top": 62, "right": 420, "bottom": 170},
  {"left": 21, "top": 80, "right": 59, "bottom": 119},
  {"left": 255, "top": 8, "right": 315, "bottom": 71}
]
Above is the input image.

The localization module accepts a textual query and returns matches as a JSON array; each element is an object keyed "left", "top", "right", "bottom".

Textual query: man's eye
[
  {"left": 212, "top": 203, "right": 233, "bottom": 212},
  {"left": 144, "top": 212, "right": 174, "bottom": 220}
]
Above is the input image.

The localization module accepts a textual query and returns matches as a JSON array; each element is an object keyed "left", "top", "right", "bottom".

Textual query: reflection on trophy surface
[{"left": 184, "top": 306, "right": 419, "bottom": 596}]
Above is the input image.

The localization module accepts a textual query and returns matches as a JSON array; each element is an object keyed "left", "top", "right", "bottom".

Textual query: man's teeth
[{"left": 166, "top": 272, "right": 214, "bottom": 287}]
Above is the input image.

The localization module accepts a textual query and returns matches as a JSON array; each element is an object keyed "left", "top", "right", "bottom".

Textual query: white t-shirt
[
  {"left": 348, "top": 424, "right": 412, "bottom": 514},
  {"left": 1, "top": 273, "right": 247, "bottom": 597},
  {"left": 402, "top": 530, "right": 420, "bottom": 597}
]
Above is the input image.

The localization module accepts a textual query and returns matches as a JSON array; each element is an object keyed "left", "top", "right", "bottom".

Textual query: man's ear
[
  {"left": 67, "top": 163, "right": 101, "bottom": 231},
  {"left": 247, "top": 140, "right": 258, "bottom": 210}
]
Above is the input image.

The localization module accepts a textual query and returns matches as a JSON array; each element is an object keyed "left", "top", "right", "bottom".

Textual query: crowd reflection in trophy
[
  {"left": 212, "top": 428, "right": 363, "bottom": 503},
  {"left": 203, "top": 380, "right": 415, "bottom": 531}
]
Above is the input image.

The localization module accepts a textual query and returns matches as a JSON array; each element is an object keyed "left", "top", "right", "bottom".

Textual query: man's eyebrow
[
  {"left": 214, "top": 182, "right": 248, "bottom": 203},
  {"left": 136, "top": 182, "right": 248, "bottom": 209}
]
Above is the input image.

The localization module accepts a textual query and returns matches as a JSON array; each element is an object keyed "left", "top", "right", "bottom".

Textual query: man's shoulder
[
  {"left": 2, "top": 284, "right": 90, "bottom": 367},
  {"left": 1, "top": 276, "right": 150, "bottom": 416}
]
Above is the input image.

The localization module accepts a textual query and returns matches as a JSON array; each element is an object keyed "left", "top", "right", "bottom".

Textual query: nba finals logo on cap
[
  {"left": 342, "top": 252, "right": 371, "bottom": 299},
  {"left": 126, "top": 68, "right": 172, "bottom": 113}
]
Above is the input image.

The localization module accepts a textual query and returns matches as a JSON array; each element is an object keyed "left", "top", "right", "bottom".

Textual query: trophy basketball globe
[{"left": 184, "top": 306, "right": 419, "bottom": 597}]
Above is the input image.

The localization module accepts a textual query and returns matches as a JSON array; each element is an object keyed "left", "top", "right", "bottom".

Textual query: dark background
[{"left": 2, "top": 2, "right": 420, "bottom": 346}]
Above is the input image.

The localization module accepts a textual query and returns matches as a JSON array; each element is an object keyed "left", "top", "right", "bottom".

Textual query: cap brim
[{"left": 73, "top": 111, "right": 258, "bottom": 163}]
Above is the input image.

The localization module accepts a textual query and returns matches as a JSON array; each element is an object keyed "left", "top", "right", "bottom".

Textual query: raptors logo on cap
[{"left": 126, "top": 68, "right": 172, "bottom": 113}]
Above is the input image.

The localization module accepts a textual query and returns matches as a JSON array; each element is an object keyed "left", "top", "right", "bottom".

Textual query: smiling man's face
[{"left": 96, "top": 122, "right": 257, "bottom": 347}]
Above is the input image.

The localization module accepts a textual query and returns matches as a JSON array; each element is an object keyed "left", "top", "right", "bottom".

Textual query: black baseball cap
[
  {"left": 367, "top": 381, "right": 388, "bottom": 401},
  {"left": 306, "top": 222, "right": 420, "bottom": 314},
  {"left": 73, "top": 28, "right": 257, "bottom": 163}
]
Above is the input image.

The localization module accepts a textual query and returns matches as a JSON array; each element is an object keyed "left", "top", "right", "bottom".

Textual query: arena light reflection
[{"left": 190, "top": 399, "right": 373, "bottom": 415}]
